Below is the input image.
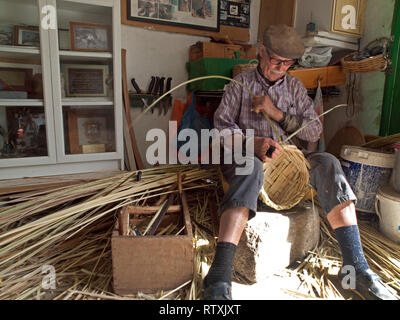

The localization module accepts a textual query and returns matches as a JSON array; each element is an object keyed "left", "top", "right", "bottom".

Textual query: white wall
[
  {"left": 294, "top": 0, "right": 333, "bottom": 36},
  {"left": 122, "top": 0, "right": 261, "bottom": 167}
]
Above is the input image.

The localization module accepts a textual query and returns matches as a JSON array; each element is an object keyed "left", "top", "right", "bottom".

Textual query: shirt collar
[{"left": 256, "top": 65, "right": 286, "bottom": 88}]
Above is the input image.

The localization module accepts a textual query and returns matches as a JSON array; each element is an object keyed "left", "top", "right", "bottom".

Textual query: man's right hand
[{"left": 254, "top": 137, "right": 282, "bottom": 162}]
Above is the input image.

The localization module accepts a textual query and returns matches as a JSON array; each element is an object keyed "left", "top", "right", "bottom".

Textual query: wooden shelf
[{"left": 288, "top": 65, "right": 346, "bottom": 89}]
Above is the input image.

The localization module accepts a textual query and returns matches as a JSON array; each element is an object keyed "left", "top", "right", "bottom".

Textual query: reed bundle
[{"left": 362, "top": 133, "right": 400, "bottom": 150}]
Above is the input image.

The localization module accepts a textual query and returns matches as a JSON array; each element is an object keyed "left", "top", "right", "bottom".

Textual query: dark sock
[
  {"left": 204, "top": 242, "right": 237, "bottom": 287},
  {"left": 334, "top": 225, "right": 370, "bottom": 274}
]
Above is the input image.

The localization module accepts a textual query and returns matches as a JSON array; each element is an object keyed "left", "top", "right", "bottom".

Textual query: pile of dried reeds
[
  {"left": 1, "top": 164, "right": 399, "bottom": 300},
  {"left": 288, "top": 209, "right": 400, "bottom": 300},
  {"left": 0, "top": 165, "right": 220, "bottom": 300}
]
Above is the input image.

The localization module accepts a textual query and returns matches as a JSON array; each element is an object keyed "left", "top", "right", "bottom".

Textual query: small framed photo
[
  {"left": 0, "top": 67, "right": 33, "bottom": 91},
  {"left": 65, "top": 107, "right": 115, "bottom": 154},
  {"left": 62, "top": 64, "right": 109, "bottom": 97},
  {"left": 15, "top": 26, "right": 40, "bottom": 47},
  {"left": 69, "top": 21, "right": 111, "bottom": 52},
  {"left": 0, "top": 25, "right": 14, "bottom": 45}
]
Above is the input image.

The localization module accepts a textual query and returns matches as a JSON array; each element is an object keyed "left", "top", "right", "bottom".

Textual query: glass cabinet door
[
  {"left": 52, "top": 0, "right": 118, "bottom": 159},
  {"left": 0, "top": 0, "right": 54, "bottom": 164}
]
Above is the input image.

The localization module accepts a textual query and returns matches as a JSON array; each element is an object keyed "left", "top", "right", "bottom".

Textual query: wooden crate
[
  {"left": 189, "top": 41, "right": 257, "bottom": 61},
  {"left": 111, "top": 195, "right": 194, "bottom": 295}
]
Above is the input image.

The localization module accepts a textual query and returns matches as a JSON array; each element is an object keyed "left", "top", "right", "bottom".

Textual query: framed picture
[
  {"left": 62, "top": 64, "right": 109, "bottom": 97},
  {"left": 219, "top": 0, "right": 250, "bottom": 29},
  {"left": 65, "top": 107, "right": 115, "bottom": 154},
  {"left": 0, "top": 25, "right": 14, "bottom": 45},
  {"left": 0, "top": 67, "right": 33, "bottom": 92},
  {"left": 69, "top": 21, "right": 111, "bottom": 52},
  {"left": 15, "top": 26, "right": 40, "bottom": 47},
  {"left": 127, "top": 0, "right": 220, "bottom": 31}
]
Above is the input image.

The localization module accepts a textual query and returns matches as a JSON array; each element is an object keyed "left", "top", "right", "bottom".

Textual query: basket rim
[{"left": 341, "top": 53, "right": 384, "bottom": 64}]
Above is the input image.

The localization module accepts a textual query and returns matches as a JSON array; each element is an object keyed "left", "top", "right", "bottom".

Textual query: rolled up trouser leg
[
  {"left": 304, "top": 151, "right": 357, "bottom": 214},
  {"left": 219, "top": 156, "right": 264, "bottom": 220}
]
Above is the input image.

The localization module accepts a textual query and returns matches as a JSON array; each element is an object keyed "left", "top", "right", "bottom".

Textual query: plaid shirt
[{"left": 213, "top": 67, "right": 322, "bottom": 143}]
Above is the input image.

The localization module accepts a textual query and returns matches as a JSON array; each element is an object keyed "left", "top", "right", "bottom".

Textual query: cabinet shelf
[
  {"left": 61, "top": 98, "right": 114, "bottom": 106},
  {"left": 0, "top": 99, "right": 44, "bottom": 106},
  {"left": 59, "top": 50, "right": 113, "bottom": 62},
  {"left": 0, "top": 45, "right": 41, "bottom": 64}
]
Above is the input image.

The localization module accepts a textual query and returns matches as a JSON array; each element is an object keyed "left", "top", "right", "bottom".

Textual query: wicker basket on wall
[
  {"left": 232, "top": 59, "right": 258, "bottom": 78},
  {"left": 341, "top": 37, "right": 391, "bottom": 73},
  {"left": 259, "top": 145, "right": 312, "bottom": 211}
]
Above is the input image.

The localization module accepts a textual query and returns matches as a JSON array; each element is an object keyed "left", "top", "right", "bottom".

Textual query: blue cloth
[{"left": 177, "top": 93, "right": 213, "bottom": 157}]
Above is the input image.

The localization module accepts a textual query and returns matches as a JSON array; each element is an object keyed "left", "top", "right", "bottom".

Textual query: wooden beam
[{"left": 121, "top": 48, "right": 144, "bottom": 169}]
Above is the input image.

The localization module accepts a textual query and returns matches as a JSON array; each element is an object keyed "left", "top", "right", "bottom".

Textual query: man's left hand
[{"left": 252, "top": 95, "right": 284, "bottom": 122}]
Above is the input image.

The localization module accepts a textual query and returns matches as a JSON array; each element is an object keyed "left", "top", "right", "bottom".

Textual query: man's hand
[
  {"left": 254, "top": 137, "right": 282, "bottom": 162},
  {"left": 252, "top": 95, "right": 284, "bottom": 122}
]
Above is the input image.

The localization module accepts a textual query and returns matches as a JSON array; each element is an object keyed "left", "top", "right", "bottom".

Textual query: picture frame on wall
[
  {"left": 0, "top": 25, "right": 14, "bottom": 45},
  {"left": 15, "top": 26, "right": 40, "bottom": 47},
  {"left": 127, "top": 0, "right": 220, "bottom": 32},
  {"left": 62, "top": 64, "right": 109, "bottom": 97},
  {"left": 69, "top": 21, "right": 111, "bottom": 52}
]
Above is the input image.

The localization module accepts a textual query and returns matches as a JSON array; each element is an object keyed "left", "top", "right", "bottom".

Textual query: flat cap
[{"left": 263, "top": 24, "right": 305, "bottom": 59}]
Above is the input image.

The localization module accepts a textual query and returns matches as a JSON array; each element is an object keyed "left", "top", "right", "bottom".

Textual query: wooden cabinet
[
  {"left": 288, "top": 65, "right": 346, "bottom": 89},
  {"left": 0, "top": 0, "right": 123, "bottom": 179}
]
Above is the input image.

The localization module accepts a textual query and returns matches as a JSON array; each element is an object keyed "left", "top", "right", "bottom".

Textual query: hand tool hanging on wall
[
  {"left": 158, "top": 77, "right": 165, "bottom": 96},
  {"left": 146, "top": 76, "right": 156, "bottom": 94},
  {"left": 163, "top": 77, "right": 172, "bottom": 115},
  {"left": 131, "top": 78, "right": 142, "bottom": 94},
  {"left": 165, "top": 77, "right": 172, "bottom": 96},
  {"left": 152, "top": 77, "right": 161, "bottom": 95},
  {"left": 158, "top": 77, "right": 166, "bottom": 115}
]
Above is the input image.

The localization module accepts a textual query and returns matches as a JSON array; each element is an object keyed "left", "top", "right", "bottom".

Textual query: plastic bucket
[
  {"left": 340, "top": 145, "right": 395, "bottom": 213},
  {"left": 375, "top": 184, "right": 400, "bottom": 244}
]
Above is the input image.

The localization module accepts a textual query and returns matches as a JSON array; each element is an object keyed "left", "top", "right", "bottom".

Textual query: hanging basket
[
  {"left": 259, "top": 145, "right": 312, "bottom": 211},
  {"left": 341, "top": 37, "right": 391, "bottom": 73},
  {"left": 232, "top": 59, "right": 258, "bottom": 78}
]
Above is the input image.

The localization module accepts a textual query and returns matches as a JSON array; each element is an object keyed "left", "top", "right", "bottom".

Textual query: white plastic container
[
  {"left": 340, "top": 145, "right": 395, "bottom": 213},
  {"left": 375, "top": 184, "right": 400, "bottom": 244}
]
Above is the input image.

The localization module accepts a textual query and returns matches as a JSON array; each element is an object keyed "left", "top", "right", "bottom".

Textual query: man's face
[{"left": 259, "top": 45, "right": 295, "bottom": 82}]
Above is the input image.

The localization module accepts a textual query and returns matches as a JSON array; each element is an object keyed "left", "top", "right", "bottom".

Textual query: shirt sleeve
[
  {"left": 213, "top": 79, "right": 244, "bottom": 136},
  {"left": 290, "top": 79, "right": 323, "bottom": 142}
]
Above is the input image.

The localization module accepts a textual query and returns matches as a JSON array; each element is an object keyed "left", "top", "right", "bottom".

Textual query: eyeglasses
[{"left": 266, "top": 50, "right": 296, "bottom": 66}]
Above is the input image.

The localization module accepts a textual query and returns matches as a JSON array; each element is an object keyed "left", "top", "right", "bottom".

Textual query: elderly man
[{"left": 202, "top": 24, "right": 398, "bottom": 300}]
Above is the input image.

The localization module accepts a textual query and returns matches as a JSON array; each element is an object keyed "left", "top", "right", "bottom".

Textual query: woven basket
[
  {"left": 259, "top": 145, "right": 311, "bottom": 211},
  {"left": 232, "top": 59, "right": 258, "bottom": 78},
  {"left": 341, "top": 38, "right": 390, "bottom": 73}
]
